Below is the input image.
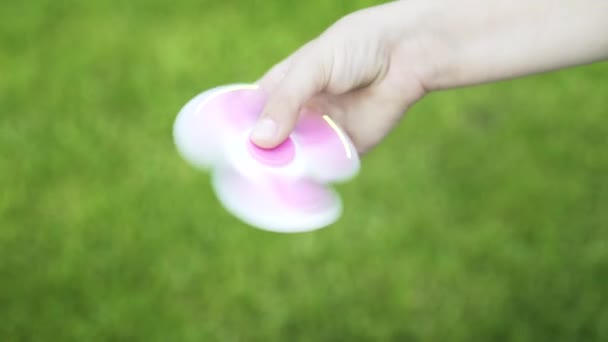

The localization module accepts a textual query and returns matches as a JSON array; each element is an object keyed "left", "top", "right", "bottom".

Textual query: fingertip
[
  {"left": 250, "top": 104, "right": 299, "bottom": 149},
  {"left": 250, "top": 117, "right": 279, "bottom": 148}
]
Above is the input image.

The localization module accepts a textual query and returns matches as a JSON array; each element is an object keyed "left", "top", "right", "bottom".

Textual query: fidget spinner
[{"left": 173, "top": 84, "right": 360, "bottom": 233}]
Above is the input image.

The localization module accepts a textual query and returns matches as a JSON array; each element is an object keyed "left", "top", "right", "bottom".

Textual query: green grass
[{"left": 1, "top": 0, "right": 607, "bottom": 341}]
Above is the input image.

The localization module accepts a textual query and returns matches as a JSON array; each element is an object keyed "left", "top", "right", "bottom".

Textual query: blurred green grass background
[{"left": 1, "top": 0, "right": 607, "bottom": 341}]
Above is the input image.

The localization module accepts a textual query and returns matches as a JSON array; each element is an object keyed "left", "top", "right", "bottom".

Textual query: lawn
[{"left": 1, "top": 0, "right": 607, "bottom": 341}]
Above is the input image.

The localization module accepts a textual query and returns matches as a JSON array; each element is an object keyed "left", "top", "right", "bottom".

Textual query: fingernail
[{"left": 251, "top": 118, "right": 278, "bottom": 142}]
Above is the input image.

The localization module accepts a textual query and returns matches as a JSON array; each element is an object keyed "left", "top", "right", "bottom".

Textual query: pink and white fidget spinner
[{"left": 173, "top": 84, "right": 360, "bottom": 233}]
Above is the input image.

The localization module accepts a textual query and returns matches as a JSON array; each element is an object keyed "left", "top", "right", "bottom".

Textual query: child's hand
[{"left": 250, "top": 0, "right": 608, "bottom": 154}]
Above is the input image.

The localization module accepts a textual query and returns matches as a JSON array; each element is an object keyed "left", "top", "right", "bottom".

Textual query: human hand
[{"left": 249, "top": 2, "right": 430, "bottom": 154}]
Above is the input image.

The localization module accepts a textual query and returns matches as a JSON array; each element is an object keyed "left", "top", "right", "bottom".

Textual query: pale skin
[{"left": 249, "top": 0, "right": 608, "bottom": 154}]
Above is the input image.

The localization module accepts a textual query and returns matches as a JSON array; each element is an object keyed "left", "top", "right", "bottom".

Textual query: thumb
[{"left": 250, "top": 40, "right": 329, "bottom": 148}]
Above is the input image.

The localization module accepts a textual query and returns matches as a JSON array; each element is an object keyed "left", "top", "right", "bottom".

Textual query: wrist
[{"left": 379, "top": 0, "right": 449, "bottom": 93}]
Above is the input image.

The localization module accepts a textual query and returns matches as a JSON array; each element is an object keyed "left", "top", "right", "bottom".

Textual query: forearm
[{"left": 393, "top": 0, "right": 608, "bottom": 90}]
